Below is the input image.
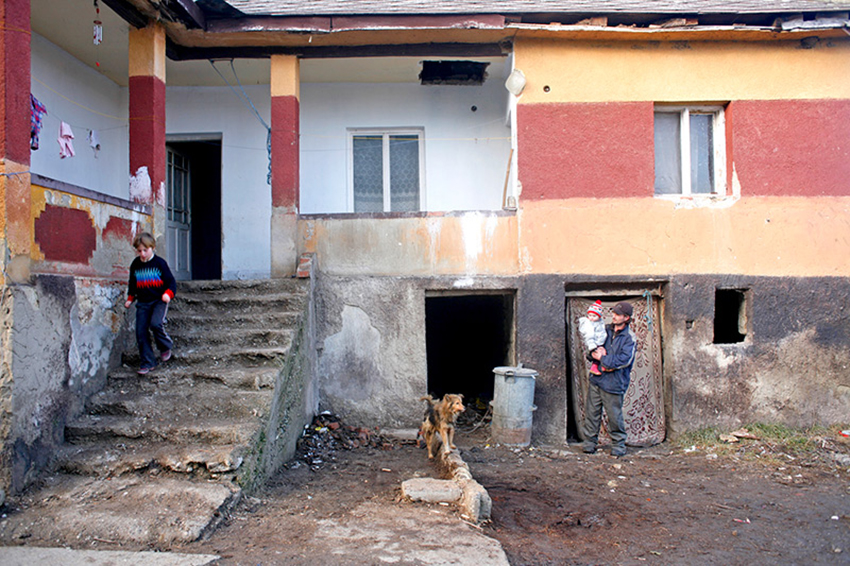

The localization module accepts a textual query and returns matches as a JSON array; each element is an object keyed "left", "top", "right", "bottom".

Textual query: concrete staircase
[{"left": 0, "top": 279, "right": 312, "bottom": 547}]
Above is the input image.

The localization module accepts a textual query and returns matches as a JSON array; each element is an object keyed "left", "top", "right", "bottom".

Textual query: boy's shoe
[
  {"left": 589, "top": 363, "right": 602, "bottom": 376},
  {"left": 160, "top": 349, "right": 172, "bottom": 362},
  {"left": 582, "top": 442, "right": 597, "bottom": 454},
  {"left": 611, "top": 446, "right": 627, "bottom": 458},
  {"left": 137, "top": 367, "right": 153, "bottom": 375}
]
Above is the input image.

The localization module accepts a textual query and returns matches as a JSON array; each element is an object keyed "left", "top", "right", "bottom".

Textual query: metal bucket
[{"left": 490, "top": 366, "right": 538, "bottom": 446}]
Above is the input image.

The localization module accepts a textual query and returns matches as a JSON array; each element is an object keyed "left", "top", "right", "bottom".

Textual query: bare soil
[{"left": 174, "top": 417, "right": 850, "bottom": 565}]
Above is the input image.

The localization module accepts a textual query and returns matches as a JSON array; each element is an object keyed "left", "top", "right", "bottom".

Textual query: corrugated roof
[{"left": 223, "top": 0, "right": 850, "bottom": 17}]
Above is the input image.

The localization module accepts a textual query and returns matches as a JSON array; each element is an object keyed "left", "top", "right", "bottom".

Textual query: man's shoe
[
  {"left": 160, "top": 349, "right": 172, "bottom": 362},
  {"left": 582, "top": 442, "right": 597, "bottom": 454},
  {"left": 611, "top": 447, "right": 627, "bottom": 458}
]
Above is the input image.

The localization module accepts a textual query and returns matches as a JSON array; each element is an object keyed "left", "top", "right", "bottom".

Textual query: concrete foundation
[
  {"left": 314, "top": 272, "right": 850, "bottom": 446},
  {"left": 0, "top": 275, "right": 129, "bottom": 493}
]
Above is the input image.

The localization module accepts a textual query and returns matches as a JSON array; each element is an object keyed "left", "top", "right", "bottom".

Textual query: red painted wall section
[
  {"left": 730, "top": 99, "right": 850, "bottom": 196},
  {"left": 129, "top": 75, "right": 166, "bottom": 205},
  {"left": 103, "top": 216, "right": 135, "bottom": 244},
  {"left": 517, "top": 102, "right": 655, "bottom": 200},
  {"left": 271, "top": 95, "right": 300, "bottom": 209},
  {"left": 34, "top": 205, "right": 97, "bottom": 264},
  {"left": 1, "top": 0, "right": 31, "bottom": 164}
]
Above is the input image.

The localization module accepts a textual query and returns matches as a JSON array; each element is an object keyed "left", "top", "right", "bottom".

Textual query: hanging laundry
[
  {"left": 30, "top": 94, "right": 47, "bottom": 150},
  {"left": 87, "top": 129, "right": 101, "bottom": 158},
  {"left": 58, "top": 121, "right": 75, "bottom": 158}
]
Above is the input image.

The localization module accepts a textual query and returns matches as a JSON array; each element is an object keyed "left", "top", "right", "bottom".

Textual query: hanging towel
[
  {"left": 30, "top": 94, "right": 47, "bottom": 150},
  {"left": 58, "top": 121, "right": 75, "bottom": 158},
  {"left": 87, "top": 129, "right": 101, "bottom": 157}
]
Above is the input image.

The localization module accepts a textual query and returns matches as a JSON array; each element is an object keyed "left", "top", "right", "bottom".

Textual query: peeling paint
[{"left": 129, "top": 167, "right": 152, "bottom": 204}]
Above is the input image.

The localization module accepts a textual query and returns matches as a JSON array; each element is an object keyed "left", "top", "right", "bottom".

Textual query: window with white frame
[
  {"left": 654, "top": 106, "right": 726, "bottom": 196},
  {"left": 348, "top": 129, "right": 424, "bottom": 212}
]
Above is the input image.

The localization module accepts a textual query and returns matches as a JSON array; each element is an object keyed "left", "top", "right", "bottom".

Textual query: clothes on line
[
  {"left": 30, "top": 94, "right": 47, "bottom": 150},
  {"left": 58, "top": 121, "right": 75, "bottom": 158}
]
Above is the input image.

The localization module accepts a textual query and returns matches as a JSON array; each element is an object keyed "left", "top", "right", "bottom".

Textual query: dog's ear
[{"left": 458, "top": 394, "right": 464, "bottom": 400}]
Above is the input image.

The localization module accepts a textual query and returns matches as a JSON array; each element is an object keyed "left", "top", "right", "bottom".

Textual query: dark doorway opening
[
  {"left": 425, "top": 293, "right": 514, "bottom": 408},
  {"left": 166, "top": 140, "right": 222, "bottom": 280}
]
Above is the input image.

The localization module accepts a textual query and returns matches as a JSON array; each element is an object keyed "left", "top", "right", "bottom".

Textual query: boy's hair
[{"left": 133, "top": 232, "right": 156, "bottom": 249}]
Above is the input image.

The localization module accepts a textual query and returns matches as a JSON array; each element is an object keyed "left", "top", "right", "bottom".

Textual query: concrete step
[
  {"left": 54, "top": 440, "right": 247, "bottom": 477},
  {"left": 108, "top": 364, "right": 281, "bottom": 390},
  {"left": 168, "top": 292, "right": 305, "bottom": 316},
  {"left": 178, "top": 278, "right": 308, "bottom": 296},
  {"left": 122, "top": 345, "right": 293, "bottom": 369},
  {"left": 66, "top": 414, "right": 261, "bottom": 446},
  {"left": 167, "top": 311, "right": 302, "bottom": 332},
  {"left": 0, "top": 474, "right": 240, "bottom": 546},
  {"left": 167, "top": 328, "right": 294, "bottom": 351},
  {"left": 83, "top": 379, "right": 273, "bottom": 419}
]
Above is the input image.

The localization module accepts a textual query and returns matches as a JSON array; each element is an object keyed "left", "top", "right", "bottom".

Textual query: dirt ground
[{"left": 171, "top": 415, "right": 850, "bottom": 566}]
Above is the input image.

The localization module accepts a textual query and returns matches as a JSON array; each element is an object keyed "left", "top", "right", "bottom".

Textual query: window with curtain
[
  {"left": 654, "top": 107, "right": 726, "bottom": 197},
  {"left": 350, "top": 129, "right": 423, "bottom": 212}
]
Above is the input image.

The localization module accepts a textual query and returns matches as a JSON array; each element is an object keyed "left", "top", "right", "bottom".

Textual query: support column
[
  {"left": 0, "top": 0, "right": 31, "bottom": 494},
  {"left": 0, "top": 0, "right": 33, "bottom": 283},
  {"left": 270, "top": 55, "right": 300, "bottom": 278},
  {"left": 128, "top": 22, "right": 167, "bottom": 250}
]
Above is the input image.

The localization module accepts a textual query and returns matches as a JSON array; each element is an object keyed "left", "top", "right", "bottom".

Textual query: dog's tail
[{"left": 420, "top": 395, "right": 435, "bottom": 406}]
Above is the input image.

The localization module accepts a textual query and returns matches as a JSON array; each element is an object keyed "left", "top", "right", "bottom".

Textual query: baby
[{"left": 578, "top": 300, "right": 607, "bottom": 376}]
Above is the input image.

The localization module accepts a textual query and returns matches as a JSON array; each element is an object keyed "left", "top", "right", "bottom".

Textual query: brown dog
[{"left": 418, "top": 394, "right": 465, "bottom": 459}]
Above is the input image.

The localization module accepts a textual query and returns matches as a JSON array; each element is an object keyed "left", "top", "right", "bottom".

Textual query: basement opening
[
  {"left": 714, "top": 288, "right": 748, "bottom": 344},
  {"left": 425, "top": 293, "right": 514, "bottom": 410}
]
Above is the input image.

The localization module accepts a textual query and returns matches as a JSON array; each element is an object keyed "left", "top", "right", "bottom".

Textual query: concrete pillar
[
  {"left": 0, "top": 0, "right": 32, "bottom": 494},
  {"left": 0, "top": 0, "right": 33, "bottom": 284},
  {"left": 270, "top": 55, "right": 300, "bottom": 278},
  {"left": 128, "top": 22, "right": 167, "bottom": 251}
]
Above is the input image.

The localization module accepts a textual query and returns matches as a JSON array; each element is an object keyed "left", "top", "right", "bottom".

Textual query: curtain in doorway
[{"left": 568, "top": 295, "right": 665, "bottom": 447}]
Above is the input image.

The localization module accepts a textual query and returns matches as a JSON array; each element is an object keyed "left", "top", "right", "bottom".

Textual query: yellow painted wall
[
  {"left": 518, "top": 197, "right": 850, "bottom": 277},
  {"left": 513, "top": 38, "right": 850, "bottom": 103},
  {"left": 299, "top": 214, "right": 519, "bottom": 276}
]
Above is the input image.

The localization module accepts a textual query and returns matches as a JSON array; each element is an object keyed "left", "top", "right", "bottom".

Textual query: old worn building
[{"left": 1, "top": 0, "right": 849, "bottom": 494}]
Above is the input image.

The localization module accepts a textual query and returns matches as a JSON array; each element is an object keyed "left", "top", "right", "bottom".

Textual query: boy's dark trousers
[{"left": 135, "top": 300, "right": 172, "bottom": 370}]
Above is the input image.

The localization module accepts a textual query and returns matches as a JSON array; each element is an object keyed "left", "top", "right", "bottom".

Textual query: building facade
[{"left": 1, "top": 0, "right": 848, "bottom": 492}]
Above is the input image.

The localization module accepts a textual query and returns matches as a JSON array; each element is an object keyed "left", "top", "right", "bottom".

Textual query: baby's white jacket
[{"left": 578, "top": 316, "right": 607, "bottom": 351}]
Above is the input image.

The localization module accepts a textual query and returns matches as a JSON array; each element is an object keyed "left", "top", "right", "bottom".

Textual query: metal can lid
[{"left": 493, "top": 366, "right": 538, "bottom": 378}]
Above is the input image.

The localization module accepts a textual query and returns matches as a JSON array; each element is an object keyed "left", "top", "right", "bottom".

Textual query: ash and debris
[{"left": 288, "top": 412, "right": 409, "bottom": 472}]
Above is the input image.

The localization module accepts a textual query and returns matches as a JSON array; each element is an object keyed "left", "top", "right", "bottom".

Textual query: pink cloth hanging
[{"left": 58, "top": 121, "right": 75, "bottom": 158}]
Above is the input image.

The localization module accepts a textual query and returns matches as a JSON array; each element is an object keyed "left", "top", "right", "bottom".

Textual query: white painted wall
[
  {"left": 166, "top": 85, "right": 272, "bottom": 280},
  {"left": 30, "top": 34, "right": 129, "bottom": 199},
  {"left": 300, "top": 78, "right": 512, "bottom": 214}
]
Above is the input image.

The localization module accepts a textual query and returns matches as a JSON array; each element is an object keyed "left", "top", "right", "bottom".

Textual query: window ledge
[{"left": 656, "top": 194, "right": 740, "bottom": 210}]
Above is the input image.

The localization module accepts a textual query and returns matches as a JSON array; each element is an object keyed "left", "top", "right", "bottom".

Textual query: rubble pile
[{"left": 294, "top": 412, "right": 398, "bottom": 471}]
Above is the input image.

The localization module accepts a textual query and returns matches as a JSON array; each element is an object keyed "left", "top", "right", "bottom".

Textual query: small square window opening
[{"left": 714, "top": 288, "right": 748, "bottom": 344}]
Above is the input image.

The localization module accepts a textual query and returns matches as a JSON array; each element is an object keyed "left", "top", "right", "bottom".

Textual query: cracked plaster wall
[
  {"left": 316, "top": 276, "right": 427, "bottom": 428},
  {"left": 665, "top": 275, "right": 850, "bottom": 435},
  {"left": 0, "top": 275, "right": 130, "bottom": 493},
  {"left": 313, "top": 272, "right": 850, "bottom": 446}
]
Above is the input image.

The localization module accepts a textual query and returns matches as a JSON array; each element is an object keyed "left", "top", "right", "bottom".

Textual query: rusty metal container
[{"left": 490, "top": 366, "right": 538, "bottom": 446}]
